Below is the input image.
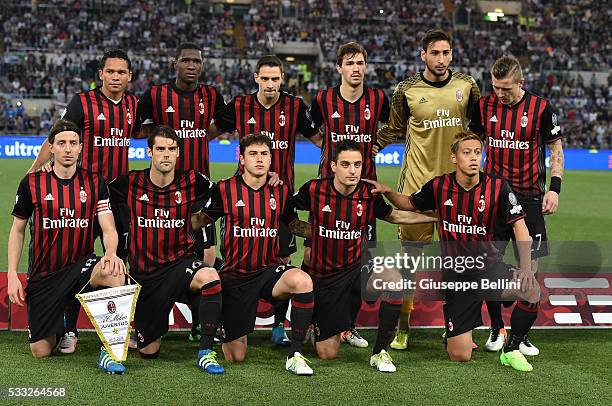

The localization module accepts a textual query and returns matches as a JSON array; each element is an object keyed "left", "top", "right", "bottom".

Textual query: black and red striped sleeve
[
  {"left": 409, "top": 178, "right": 436, "bottom": 211},
  {"left": 498, "top": 181, "right": 526, "bottom": 225},
  {"left": 12, "top": 175, "right": 33, "bottom": 219},
  {"left": 61, "top": 93, "right": 84, "bottom": 127}
]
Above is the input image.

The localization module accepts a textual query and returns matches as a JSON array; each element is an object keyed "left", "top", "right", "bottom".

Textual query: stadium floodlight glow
[
  {"left": 379, "top": 9, "right": 384, "bottom": 14},
  {"left": 286, "top": 56, "right": 295, "bottom": 62}
]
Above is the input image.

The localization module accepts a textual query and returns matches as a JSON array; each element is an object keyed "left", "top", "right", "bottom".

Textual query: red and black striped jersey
[
  {"left": 136, "top": 82, "right": 225, "bottom": 176},
  {"left": 202, "top": 175, "right": 296, "bottom": 280},
  {"left": 62, "top": 89, "right": 137, "bottom": 182},
  {"left": 410, "top": 172, "right": 526, "bottom": 269},
  {"left": 216, "top": 91, "right": 317, "bottom": 189},
  {"left": 310, "top": 86, "right": 390, "bottom": 180},
  {"left": 108, "top": 169, "right": 213, "bottom": 280},
  {"left": 292, "top": 178, "right": 392, "bottom": 279},
  {"left": 469, "top": 91, "right": 562, "bottom": 199},
  {"left": 12, "top": 169, "right": 110, "bottom": 281}
]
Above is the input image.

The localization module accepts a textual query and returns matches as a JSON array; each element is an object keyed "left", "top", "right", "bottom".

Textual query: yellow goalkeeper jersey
[{"left": 377, "top": 70, "right": 480, "bottom": 194}]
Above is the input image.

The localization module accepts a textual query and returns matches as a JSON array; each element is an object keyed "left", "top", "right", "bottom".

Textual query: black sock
[
  {"left": 199, "top": 280, "right": 222, "bottom": 351},
  {"left": 288, "top": 291, "right": 314, "bottom": 357},
  {"left": 349, "top": 291, "right": 363, "bottom": 330},
  {"left": 486, "top": 300, "right": 504, "bottom": 331},
  {"left": 373, "top": 299, "right": 402, "bottom": 355},
  {"left": 191, "top": 295, "right": 201, "bottom": 334},
  {"left": 64, "top": 297, "right": 81, "bottom": 337},
  {"left": 274, "top": 300, "right": 290, "bottom": 327},
  {"left": 505, "top": 301, "right": 538, "bottom": 352}
]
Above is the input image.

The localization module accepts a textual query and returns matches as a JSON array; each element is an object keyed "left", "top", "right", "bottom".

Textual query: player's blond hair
[
  {"left": 450, "top": 131, "right": 483, "bottom": 154},
  {"left": 491, "top": 55, "right": 524, "bottom": 82}
]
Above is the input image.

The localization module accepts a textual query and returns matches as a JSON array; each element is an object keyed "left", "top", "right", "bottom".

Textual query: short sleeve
[
  {"left": 373, "top": 193, "right": 393, "bottom": 219},
  {"left": 136, "top": 87, "right": 155, "bottom": 126},
  {"left": 379, "top": 95, "right": 391, "bottom": 123},
  {"left": 409, "top": 178, "right": 436, "bottom": 211},
  {"left": 280, "top": 186, "right": 299, "bottom": 225},
  {"left": 211, "top": 87, "right": 227, "bottom": 124},
  {"left": 12, "top": 176, "right": 33, "bottom": 219},
  {"left": 468, "top": 98, "right": 485, "bottom": 137},
  {"left": 201, "top": 183, "right": 225, "bottom": 222},
  {"left": 296, "top": 98, "right": 318, "bottom": 138},
  {"left": 498, "top": 181, "right": 526, "bottom": 225},
  {"left": 292, "top": 181, "right": 312, "bottom": 211},
  {"left": 215, "top": 98, "right": 237, "bottom": 133},
  {"left": 309, "top": 97, "right": 324, "bottom": 130},
  {"left": 96, "top": 177, "right": 112, "bottom": 215},
  {"left": 61, "top": 94, "right": 84, "bottom": 128},
  {"left": 540, "top": 103, "right": 562, "bottom": 143}
]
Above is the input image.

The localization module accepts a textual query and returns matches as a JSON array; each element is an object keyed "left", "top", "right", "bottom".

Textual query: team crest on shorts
[
  {"left": 138, "top": 332, "right": 144, "bottom": 343},
  {"left": 270, "top": 197, "right": 277, "bottom": 210},
  {"left": 199, "top": 100, "right": 205, "bottom": 115},
  {"left": 447, "top": 320, "right": 454, "bottom": 332},
  {"left": 175, "top": 191, "right": 182, "bottom": 204},
  {"left": 364, "top": 106, "right": 371, "bottom": 121},
  {"left": 107, "top": 301, "right": 116, "bottom": 314},
  {"left": 279, "top": 112, "right": 286, "bottom": 127},
  {"left": 521, "top": 114, "right": 529, "bottom": 128},
  {"left": 456, "top": 90, "right": 463, "bottom": 102},
  {"left": 478, "top": 195, "right": 486, "bottom": 212},
  {"left": 314, "top": 325, "right": 321, "bottom": 337},
  {"left": 356, "top": 203, "right": 363, "bottom": 217},
  {"left": 80, "top": 188, "right": 87, "bottom": 203},
  {"left": 127, "top": 111, "right": 132, "bottom": 125}
]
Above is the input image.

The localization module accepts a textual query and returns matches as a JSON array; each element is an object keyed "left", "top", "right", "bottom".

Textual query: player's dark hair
[
  {"left": 148, "top": 125, "right": 180, "bottom": 149},
  {"left": 255, "top": 55, "right": 284, "bottom": 74},
  {"left": 48, "top": 119, "right": 82, "bottom": 144},
  {"left": 491, "top": 55, "right": 523, "bottom": 82},
  {"left": 176, "top": 42, "right": 203, "bottom": 59},
  {"left": 336, "top": 42, "right": 367, "bottom": 66},
  {"left": 332, "top": 139, "right": 362, "bottom": 162},
  {"left": 239, "top": 133, "right": 272, "bottom": 155},
  {"left": 422, "top": 29, "right": 452, "bottom": 51},
  {"left": 450, "top": 131, "right": 483, "bottom": 154},
  {"left": 99, "top": 48, "right": 131, "bottom": 71}
]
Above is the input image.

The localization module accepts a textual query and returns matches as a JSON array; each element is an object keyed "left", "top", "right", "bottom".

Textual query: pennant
[{"left": 77, "top": 284, "right": 140, "bottom": 362}]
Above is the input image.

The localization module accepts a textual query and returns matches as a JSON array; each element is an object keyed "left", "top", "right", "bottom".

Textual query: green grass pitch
[{"left": 1, "top": 159, "right": 611, "bottom": 404}]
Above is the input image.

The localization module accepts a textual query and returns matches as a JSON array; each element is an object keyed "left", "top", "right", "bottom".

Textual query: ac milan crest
[
  {"left": 364, "top": 106, "right": 371, "bottom": 121},
  {"left": 127, "top": 111, "right": 132, "bottom": 125},
  {"left": 356, "top": 203, "right": 363, "bottom": 217},
  {"left": 199, "top": 100, "right": 205, "bottom": 115},
  {"left": 80, "top": 188, "right": 87, "bottom": 203},
  {"left": 456, "top": 90, "right": 463, "bottom": 102},
  {"left": 107, "top": 301, "right": 116, "bottom": 314},
  {"left": 521, "top": 114, "right": 529, "bottom": 128},
  {"left": 175, "top": 191, "right": 182, "bottom": 204},
  {"left": 270, "top": 197, "right": 277, "bottom": 210},
  {"left": 279, "top": 112, "right": 286, "bottom": 127},
  {"left": 478, "top": 196, "right": 485, "bottom": 212}
]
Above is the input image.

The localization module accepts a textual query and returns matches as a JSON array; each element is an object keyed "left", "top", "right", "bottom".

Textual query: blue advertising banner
[{"left": 0, "top": 136, "right": 610, "bottom": 170}]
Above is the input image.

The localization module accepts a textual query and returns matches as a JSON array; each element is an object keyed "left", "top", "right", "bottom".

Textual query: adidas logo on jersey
[
  {"left": 139, "top": 194, "right": 149, "bottom": 202},
  {"left": 97, "top": 113, "right": 106, "bottom": 121},
  {"left": 235, "top": 200, "right": 245, "bottom": 207},
  {"left": 247, "top": 117, "right": 256, "bottom": 124},
  {"left": 419, "top": 97, "right": 428, "bottom": 104},
  {"left": 489, "top": 115, "right": 498, "bottom": 123},
  {"left": 322, "top": 204, "right": 332, "bottom": 212},
  {"left": 44, "top": 193, "right": 54, "bottom": 201},
  {"left": 444, "top": 199, "right": 453, "bottom": 207},
  {"left": 165, "top": 106, "right": 175, "bottom": 113},
  {"left": 331, "top": 111, "right": 341, "bottom": 119}
]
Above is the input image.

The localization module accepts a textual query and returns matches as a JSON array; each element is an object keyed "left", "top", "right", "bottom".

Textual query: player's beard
[{"left": 425, "top": 61, "right": 449, "bottom": 79}]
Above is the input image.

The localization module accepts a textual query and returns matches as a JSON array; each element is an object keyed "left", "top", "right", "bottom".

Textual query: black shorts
[
  {"left": 312, "top": 266, "right": 362, "bottom": 342},
  {"left": 25, "top": 254, "right": 99, "bottom": 343},
  {"left": 443, "top": 263, "right": 516, "bottom": 338},
  {"left": 220, "top": 264, "right": 289, "bottom": 342},
  {"left": 494, "top": 199, "right": 548, "bottom": 259},
  {"left": 278, "top": 221, "right": 297, "bottom": 258},
  {"left": 134, "top": 256, "right": 206, "bottom": 348},
  {"left": 191, "top": 223, "right": 217, "bottom": 260}
]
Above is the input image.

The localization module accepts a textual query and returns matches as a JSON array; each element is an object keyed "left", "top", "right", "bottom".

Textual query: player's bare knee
[
  {"left": 316, "top": 346, "right": 338, "bottom": 360},
  {"left": 289, "top": 268, "right": 312, "bottom": 292},
  {"left": 30, "top": 343, "right": 53, "bottom": 358},
  {"left": 193, "top": 267, "right": 218, "bottom": 288},
  {"left": 447, "top": 348, "right": 472, "bottom": 362},
  {"left": 139, "top": 339, "right": 161, "bottom": 356}
]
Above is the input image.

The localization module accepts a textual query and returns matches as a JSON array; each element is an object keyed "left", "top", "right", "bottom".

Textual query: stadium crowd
[{"left": 0, "top": 0, "right": 610, "bottom": 147}]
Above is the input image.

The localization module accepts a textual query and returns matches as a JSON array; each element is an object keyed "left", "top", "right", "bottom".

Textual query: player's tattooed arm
[
  {"left": 288, "top": 219, "right": 312, "bottom": 239},
  {"left": 548, "top": 139, "right": 564, "bottom": 179},
  {"left": 384, "top": 209, "right": 437, "bottom": 225}
]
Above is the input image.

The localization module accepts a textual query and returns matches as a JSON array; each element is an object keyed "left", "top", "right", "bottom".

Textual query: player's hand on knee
[
  {"left": 542, "top": 191, "right": 559, "bottom": 214},
  {"left": 101, "top": 253, "right": 126, "bottom": 277},
  {"left": 267, "top": 171, "right": 283, "bottom": 187},
  {"left": 7, "top": 273, "right": 25, "bottom": 307},
  {"left": 515, "top": 269, "right": 537, "bottom": 294}
]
